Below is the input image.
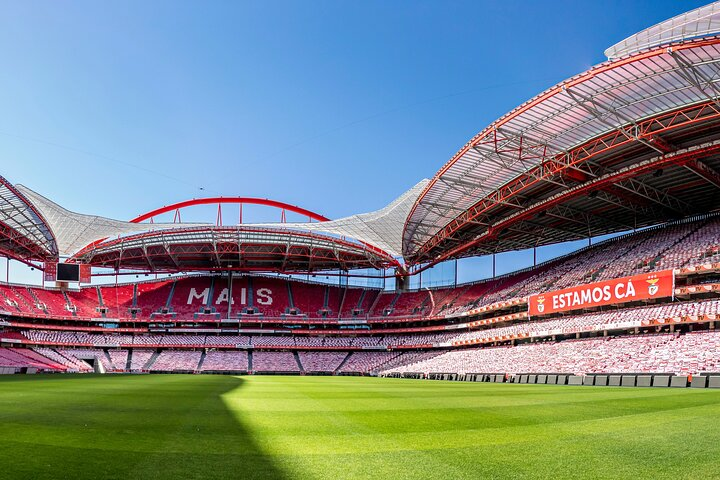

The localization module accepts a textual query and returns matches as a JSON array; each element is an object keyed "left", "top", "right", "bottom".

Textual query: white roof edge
[
  {"left": 16, "top": 185, "right": 210, "bottom": 257},
  {"left": 248, "top": 179, "right": 430, "bottom": 257},
  {"left": 605, "top": 1, "right": 720, "bottom": 59}
]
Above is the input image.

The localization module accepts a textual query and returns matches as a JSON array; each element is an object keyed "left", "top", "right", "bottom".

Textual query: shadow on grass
[{"left": 0, "top": 374, "right": 287, "bottom": 480}]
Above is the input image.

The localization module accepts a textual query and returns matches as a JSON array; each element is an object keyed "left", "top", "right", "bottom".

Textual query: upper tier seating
[
  {"left": 135, "top": 280, "right": 174, "bottom": 319},
  {"left": 66, "top": 288, "right": 101, "bottom": 317},
  {"left": 30, "top": 288, "right": 71, "bottom": 316},
  {"left": 98, "top": 284, "right": 133, "bottom": 318}
]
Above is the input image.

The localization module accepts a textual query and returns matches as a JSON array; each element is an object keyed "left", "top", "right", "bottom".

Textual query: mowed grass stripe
[{"left": 1, "top": 374, "right": 719, "bottom": 479}]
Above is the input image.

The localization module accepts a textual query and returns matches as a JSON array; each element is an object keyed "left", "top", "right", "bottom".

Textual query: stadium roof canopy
[
  {"left": 605, "top": 1, "right": 720, "bottom": 60},
  {"left": 0, "top": 176, "right": 57, "bottom": 263},
  {"left": 10, "top": 181, "right": 426, "bottom": 274},
  {"left": 403, "top": 1, "right": 720, "bottom": 267}
]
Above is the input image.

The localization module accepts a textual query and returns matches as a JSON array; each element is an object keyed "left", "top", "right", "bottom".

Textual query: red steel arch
[{"left": 131, "top": 197, "right": 329, "bottom": 225}]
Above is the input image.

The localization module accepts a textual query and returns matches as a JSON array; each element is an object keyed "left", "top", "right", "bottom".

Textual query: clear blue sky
[{"left": 0, "top": 0, "right": 708, "bottom": 286}]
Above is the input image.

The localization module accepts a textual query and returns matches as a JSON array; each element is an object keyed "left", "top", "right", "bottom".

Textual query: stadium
[{"left": 3, "top": 2, "right": 720, "bottom": 479}]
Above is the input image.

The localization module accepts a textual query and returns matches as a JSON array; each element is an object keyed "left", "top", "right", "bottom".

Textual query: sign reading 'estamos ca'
[{"left": 528, "top": 270, "right": 674, "bottom": 316}]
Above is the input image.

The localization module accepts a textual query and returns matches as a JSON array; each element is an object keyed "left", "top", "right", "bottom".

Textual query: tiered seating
[
  {"left": 131, "top": 335, "right": 164, "bottom": 346},
  {"left": 0, "top": 215, "right": 718, "bottom": 326},
  {"left": 150, "top": 350, "right": 201, "bottom": 371},
  {"left": 252, "top": 277, "right": 288, "bottom": 317},
  {"left": 201, "top": 351, "right": 249, "bottom": 371},
  {"left": 350, "top": 336, "right": 382, "bottom": 347},
  {"left": 370, "top": 292, "right": 396, "bottom": 316},
  {"left": 9, "top": 286, "right": 44, "bottom": 315},
  {"left": 253, "top": 336, "right": 295, "bottom": 347},
  {"left": 83, "top": 333, "right": 133, "bottom": 346},
  {"left": 99, "top": 284, "right": 133, "bottom": 318},
  {"left": 339, "top": 287, "right": 365, "bottom": 316},
  {"left": 448, "top": 299, "right": 720, "bottom": 345},
  {"left": 596, "top": 224, "right": 696, "bottom": 280},
  {"left": 379, "top": 351, "right": 445, "bottom": 372},
  {"left": 52, "top": 349, "right": 95, "bottom": 371},
  {"left": 0, "top": 348, "right": 64, "bottom": 370},
  {"left": 33, "top": 347, "right": 85, "bottom": 371},
  {"left": 30, "top": 288, "right": 70, "bottom": 316},
  {"left": 392, "top": 290, "right": 430, "bottom": 316},
  {"left": 658, "top": 218, "right": 720, "bottom": 268},
  {"left": 298, "top": 352, "right": 347, "bottom": 372},
  {"left": 211, "top": 276, "right": 249, "bottom": 318},
  {"left": 58, "top": 349, "right": 110, "bottom": 371},
  {"left": 160, "top": 335, "right": 205, "bottom": 346},
  {"left": 290, "top": 281, "right": 327, "bottom": 316},
  {"left": 426, "top": 286, "right": 461, "bottom": 315},
  {"left": 107, "top": 350, "right": 129, "bottom": 370},
  {"left": 382, "top": 332, "right": 720, "bottom": 375},
  {"left": 325, "top": 285, "right": 343, "bottom": 317},
  {"left": 205, "top": 335, "right": 251, "bottom": 346},
  {"left": 252, "top": 351, "right": 299, "bottom": 372},
  {"left": 135, "top": 280, "right": 173, "bottom": 319},
  {"left": 0, "top": 284, "right": 24, "bottom": 313},
  {"left": 337, "top": 351, "right": 402, "bottom": 373},
  {"left": 170, "top": 277, "right": 213, "bottom": 318},
  {"left": 129, "top": 350, "right": 154, "bottom": 370},
  {"left": 665, "top": 331, "right": 720, "bottom": 373},
  {"left": 66, "top": 288, "right": 101, "bottom": 317},
  {"left": 384, "top": 333, "right": 455, "bottom": 346},
  {"left": 358, "top": 289, "right": 379, "bottom": 315},
  {"left": 25, "top": 330, "right": 79, "bottom": 344}
]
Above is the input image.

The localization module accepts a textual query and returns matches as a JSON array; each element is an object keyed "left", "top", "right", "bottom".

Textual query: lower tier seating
[
  {"left": 5, "top": 328, "right": 720, "bottom": 375},
  {"left": 382, "top": 331, "right": 720, "bottom": 376}
]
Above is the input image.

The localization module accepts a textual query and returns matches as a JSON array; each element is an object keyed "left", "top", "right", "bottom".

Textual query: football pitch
[{"left": 1, "top": 374, "right": 720, "bottom": 479}]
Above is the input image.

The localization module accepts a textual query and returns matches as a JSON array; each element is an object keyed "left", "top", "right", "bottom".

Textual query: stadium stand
[
  {"left": 129, "top": 350, "right": 155, "bottom": 371},
  {"left": 150, "top": 350, "right": 202, "bottom": 371},
  {"left": 200, "top": 351, "right": 249, "bottom": 371},
  {"left": 0, "top": 347, "right": 64, "bottom": 371},
  {"left": 298, "top": 351, "right": 348, "bottom": 373},
  {"left": 1, "top": 217, "right": 719, "bottom": 327},
  {"left": 252, "top": 351, "right": 300, "bottom": 372},
  {"left": 381, "top": 332, "right": 720, "bottom": 377}
]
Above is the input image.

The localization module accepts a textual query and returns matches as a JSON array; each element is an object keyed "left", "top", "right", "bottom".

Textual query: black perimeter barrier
[{"left": 380, "top": 371, "right": 720, "bottom": 388}]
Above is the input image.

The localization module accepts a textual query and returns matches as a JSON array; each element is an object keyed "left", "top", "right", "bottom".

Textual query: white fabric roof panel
[
  {"left": 404, "top": 35, "right": 720, "bottom": 259},
  {"left": 16, "top": 185, "right": 209, "bottom": 257},
  {"left": 606, "top": 1, "right": 720, "bottom": 60},
  {"left": 249, "top": 179, "right": 428, "bottom": 258},
  {"left": 15, "top": 179, "right": 428, "bottom": 261}
]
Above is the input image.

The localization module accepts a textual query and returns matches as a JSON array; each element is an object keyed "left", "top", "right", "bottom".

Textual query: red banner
[
  {"left": 44, "top": 262, "right": 57, "bottom": 282},
  {"left": 529, "top": 270, "right": 674, "bottom": 316},
  {"left": 79, "top": 264, "right": 92, "bottom": 284}
]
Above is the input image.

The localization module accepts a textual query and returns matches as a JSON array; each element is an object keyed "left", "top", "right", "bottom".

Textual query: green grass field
[{"left": 1, "top": 374, "right": 720, "bottom": 479}]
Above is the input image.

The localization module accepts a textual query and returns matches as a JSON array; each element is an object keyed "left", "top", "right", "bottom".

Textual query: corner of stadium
[{"left": 3, "top": 3, "right": 720, "bottom": 479}]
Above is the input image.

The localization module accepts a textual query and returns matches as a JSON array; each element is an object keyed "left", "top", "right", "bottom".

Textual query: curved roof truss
[
  {"left": 404, "top": 36, "right": 720, "bottom": 264},
  {"left": 71, "top": 226, "right": 397, "bottom": 273},
  {"left": 0, "top": 176, "right": 57, "bottom": 261}
]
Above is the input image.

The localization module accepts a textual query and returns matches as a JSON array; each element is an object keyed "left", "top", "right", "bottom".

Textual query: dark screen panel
[{"left": 57, "top": 263, "right": 80, "bottom": 282}]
